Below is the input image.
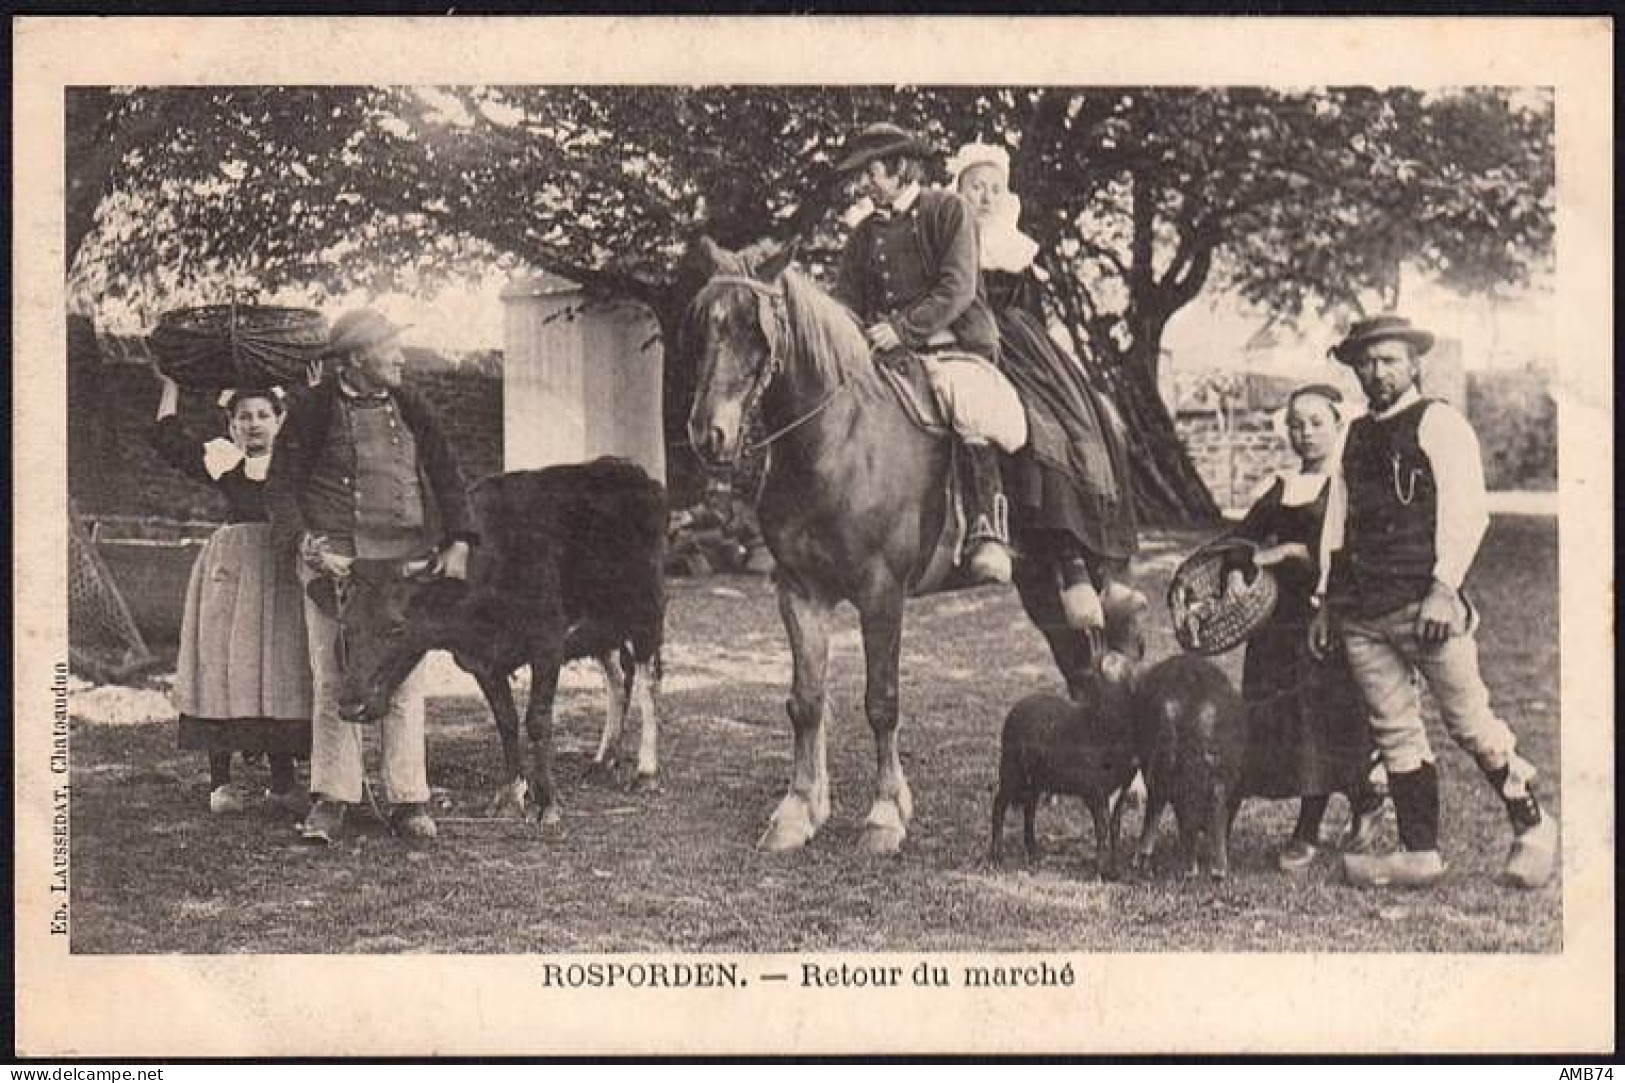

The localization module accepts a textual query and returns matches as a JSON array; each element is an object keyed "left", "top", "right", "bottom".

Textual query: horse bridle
[{"left": 697, "top": 275, "right": 846, "bottom": 460}]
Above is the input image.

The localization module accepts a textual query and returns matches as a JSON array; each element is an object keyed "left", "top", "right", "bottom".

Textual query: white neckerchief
[
  {"left": 887, "top": 183, "right": 922, "bottom": 216},
  {"left": 203, "top": 439, "right": 272, "bottom": 482},
  {"left": 976, "top": 191, "right": 1039, "bottom": 273},
  {"left": 1278, "top": 469, "right": 1331, "bottom": 507}
]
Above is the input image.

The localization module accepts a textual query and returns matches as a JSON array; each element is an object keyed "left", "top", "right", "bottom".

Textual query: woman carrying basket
[
  {"left": 1226, "top": 384, "right": 1385, "bottom": 871},
  {"left": 150, "top": 367, "right": 312, "bottom": 815}
]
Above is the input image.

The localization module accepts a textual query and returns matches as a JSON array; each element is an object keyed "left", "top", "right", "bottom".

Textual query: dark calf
[
  {"left": 335, "top": 458, "right": 667, "bottom": 823},
  {"left": 989, "top": 587, "right": 1148, "bottom": 878},
  {"left": 1130, "top": 654, "right": 1249, "bottom": 879}
]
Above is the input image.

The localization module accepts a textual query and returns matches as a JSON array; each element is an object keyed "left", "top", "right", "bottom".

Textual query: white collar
[
  {"left": 1278, "top": 470, "right": 1330, "bottom": 507},
  {"left": 887, "top": 183, "right": 922, "bottom": 216},
  {"left": 979, "top": 220, "right": 1039, "bottom": 273},
  {"left": 1371, "top": 385, "right": 1423, "bottom": 421},
  {"left": 338, "top": 375, "right": 391, "bottom": 401},
  {"left": 203, "top": 439, "right": 273, "bottom": 482}
]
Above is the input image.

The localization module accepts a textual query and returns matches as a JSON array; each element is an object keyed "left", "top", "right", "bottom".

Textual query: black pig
[
  {"left": 1130, "top": 654, "right": 1249, "bottom": 879},
  {"left": 989, "top": 587, "right": 1148, "bottom": 878}
]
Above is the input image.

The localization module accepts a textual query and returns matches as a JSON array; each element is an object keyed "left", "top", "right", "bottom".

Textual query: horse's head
[{"left": 683, "top": 237, "right": 796, "bottom": 466}]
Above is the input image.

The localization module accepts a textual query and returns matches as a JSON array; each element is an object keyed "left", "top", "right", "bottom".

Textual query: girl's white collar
[{"left": 203, "top": 438, "right": 272, "bottom": 481}]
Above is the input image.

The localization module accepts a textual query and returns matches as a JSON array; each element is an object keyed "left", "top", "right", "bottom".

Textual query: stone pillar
[{"left": 500, "top": 275, "right": 666, "bottom": 483}]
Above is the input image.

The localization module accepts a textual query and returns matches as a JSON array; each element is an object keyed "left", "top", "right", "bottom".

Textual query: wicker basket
[
  {"left": 1167, "top": 537, "right": 1279, "bottom": 655},
  {"left": 149, "top": 304, "right": 329, "bottom": 390}
]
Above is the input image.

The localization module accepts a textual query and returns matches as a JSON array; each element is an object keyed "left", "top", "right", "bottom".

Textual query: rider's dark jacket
[{"left": 834, "top": 187, "right": 999, "bottom": 363}]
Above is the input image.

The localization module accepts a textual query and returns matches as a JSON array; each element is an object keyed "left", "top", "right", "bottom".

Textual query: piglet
[
  {"left": 1130, "top": 654, "right": 1249, "bottom": 879},
  {"left": 989, "top": 587, "right": 1148, "bottom": 879}
]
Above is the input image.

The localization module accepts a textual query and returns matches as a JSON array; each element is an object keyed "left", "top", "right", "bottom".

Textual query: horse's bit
[{"left": 701, "top": 275, "right": 846, "bottom": 459}]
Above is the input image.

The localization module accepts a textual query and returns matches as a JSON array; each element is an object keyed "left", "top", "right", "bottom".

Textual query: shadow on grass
[{"left": 69, "top": 519, "right": 1560, "bottom": 954}]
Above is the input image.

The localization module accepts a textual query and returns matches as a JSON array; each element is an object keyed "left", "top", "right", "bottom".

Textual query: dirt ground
[{"left": 67, "top": 517, "right": 1561, "bottom": 953}]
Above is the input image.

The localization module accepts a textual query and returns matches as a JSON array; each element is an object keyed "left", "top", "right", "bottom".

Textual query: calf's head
[{"left": 334, "top": 557, "right": 467, "bottom": 724}]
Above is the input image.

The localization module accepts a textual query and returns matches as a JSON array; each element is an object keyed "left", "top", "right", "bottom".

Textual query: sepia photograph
[{"left": 13, "top": 15, "right": 1614, "bottom": 1058}]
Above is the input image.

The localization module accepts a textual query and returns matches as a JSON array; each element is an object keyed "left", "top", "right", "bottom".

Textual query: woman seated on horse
[{"left": 947, "top": 141, "right": 1139, "bottom": 633}]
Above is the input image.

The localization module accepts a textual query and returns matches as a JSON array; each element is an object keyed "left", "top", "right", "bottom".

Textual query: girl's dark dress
[
  {"left": 151, "top": 417, "right": 312, "bottom": 756},
  {"left": 983, "top": 269, "right": 1137, "bottom": 569},
  {"left": 1233, "top": 474, "right": 1371, "bottom": 799}
]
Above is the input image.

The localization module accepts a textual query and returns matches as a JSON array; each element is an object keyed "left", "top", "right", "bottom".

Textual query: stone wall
[
  {"left": 1177, "top": 411, "right": 1299, "bottom": 512},
  {"left": 1175, "top": 367, "right": 1558, "bottom": 513}
]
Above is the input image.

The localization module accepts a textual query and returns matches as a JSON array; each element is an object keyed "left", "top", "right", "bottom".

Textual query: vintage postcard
[{"left": 12, "top": 15, "right": 1614, "bottom": 1057}]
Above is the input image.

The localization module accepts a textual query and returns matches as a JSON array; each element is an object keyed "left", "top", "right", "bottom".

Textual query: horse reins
[{"left": 700, "top": 275, "right": 848, "bottom": 459}]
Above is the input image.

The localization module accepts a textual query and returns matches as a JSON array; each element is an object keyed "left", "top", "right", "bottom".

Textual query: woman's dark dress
[
  {"left": 1234, "top": 475, "right": 1370, "bottom": 799},
  {"left": 151, "top": 418, "right": 312, "bottom": 756},
  {"left": 983, "top": 269, "right": 1137, "bottom": 568}
]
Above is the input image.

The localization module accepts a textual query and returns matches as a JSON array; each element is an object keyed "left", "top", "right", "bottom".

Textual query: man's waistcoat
[
  {"left": 1339, "top": 398, "right": 1440, "bottom": 618},
  {"left": 842, "top": 189, "right": 998, "bottom": 362}
]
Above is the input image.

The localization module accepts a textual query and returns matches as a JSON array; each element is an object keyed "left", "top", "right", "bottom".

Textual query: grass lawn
[{"left": 68, "top": 516, "right": 1560, "bottom": 954}]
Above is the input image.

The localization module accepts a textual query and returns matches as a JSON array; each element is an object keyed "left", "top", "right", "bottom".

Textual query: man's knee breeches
[{"left": 1341, "top": 602, "right": 1516, "bottom": 776}]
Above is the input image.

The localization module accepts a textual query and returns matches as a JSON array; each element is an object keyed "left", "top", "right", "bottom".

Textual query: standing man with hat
[
  {"left": 832, "top": 121, "right": 1016, "bottom": 583},
  {"left": 268, "top": 308, "right": 477, "bottom": 844},
  {"left": 1310, "top": 314, "right": 1558, "bottom": 889}
]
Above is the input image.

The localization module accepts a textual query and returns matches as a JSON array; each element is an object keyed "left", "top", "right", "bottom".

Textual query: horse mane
[{"left": 777, "top": 269, "right": 882, "bottom": 394}]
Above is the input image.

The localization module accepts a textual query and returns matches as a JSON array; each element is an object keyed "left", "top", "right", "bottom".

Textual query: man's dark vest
[{"left": 1338, "top": 398, "right": 1440, "bottom": 619}]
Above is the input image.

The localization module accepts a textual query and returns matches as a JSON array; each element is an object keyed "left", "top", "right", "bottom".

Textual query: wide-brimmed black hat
[
  {"left": 1330, "top": 315, "right": 1436, "bottom": 365},
  {"left": 834, "top": 122, "right": 938, "bottom": 174}
]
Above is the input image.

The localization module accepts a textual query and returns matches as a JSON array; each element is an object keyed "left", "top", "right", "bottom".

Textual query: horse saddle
[
  {"left": 870, "top": 346, "right": 1018, "bottom": 595},
  {"left": 873, "top": 346, "right": 954, "bottom": 438}
]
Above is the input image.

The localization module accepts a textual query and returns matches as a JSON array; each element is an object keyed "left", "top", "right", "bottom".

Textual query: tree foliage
[{"left": 68, "top": 85, "right": 1554, "bottom": 519}]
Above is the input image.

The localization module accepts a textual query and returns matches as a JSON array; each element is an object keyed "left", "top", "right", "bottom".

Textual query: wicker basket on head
[
  {"left": 149, "top": 304, "right": 330, "bottom": 390},
  {"left": 1167, "top": 537, "right": 1279, "bottom": 655}
]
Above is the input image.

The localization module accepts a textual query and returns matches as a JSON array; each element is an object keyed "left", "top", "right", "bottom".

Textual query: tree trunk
[{"left": 1115, "top": 361, "right": 1221, "bottom": 527}]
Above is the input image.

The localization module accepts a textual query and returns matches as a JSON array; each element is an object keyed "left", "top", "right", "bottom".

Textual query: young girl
[
  {"left": 1230, "top": 384, "right": 1385, "bottom": 870},
  {"left": 150, "top": 369, "right": 312, "bottom": 814}
]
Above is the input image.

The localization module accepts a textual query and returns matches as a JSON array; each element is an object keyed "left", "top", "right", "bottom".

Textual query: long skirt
[
  {"left": 1238, "top": 614, "right": 1372, "bottom": 800},
  {"left": 173, "top": 523, "right": 312, "bottom": 755}
]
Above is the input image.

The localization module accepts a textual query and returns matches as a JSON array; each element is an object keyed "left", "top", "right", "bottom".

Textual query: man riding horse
[{"left": 832, "top": 122, "right": 1022, "bottom": 585}]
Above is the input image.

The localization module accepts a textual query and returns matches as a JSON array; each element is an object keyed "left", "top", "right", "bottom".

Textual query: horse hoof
[
  {"left": 859, "top": 824, "right": 906, "bottom": 855},
  {"left": 759, "top": 796, "right": 819, "bottom": 852},
  {"left": 538, "top": 803, "right": 564, "bottom": 828},
  {"left": 758, "top": 820, "right": 813, "bottom": 853},
  {"left": 628, "top": 772, "right": 661, "bottom": 794}
]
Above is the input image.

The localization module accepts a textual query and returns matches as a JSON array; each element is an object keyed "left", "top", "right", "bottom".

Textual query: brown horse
[{"left": 685, "top": 241, "right": 1122, "bottom": 854}]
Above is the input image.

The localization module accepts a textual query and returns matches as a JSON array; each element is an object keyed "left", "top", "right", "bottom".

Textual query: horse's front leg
[
  {"left": 858, "top": 590, "right": 911, "bottom": 855},
  {"left": 474, "top": 669, "right": 529, "bottom": 820},
  {"left": 760, "top": 583, "right": 835, "bottom": 852}
]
